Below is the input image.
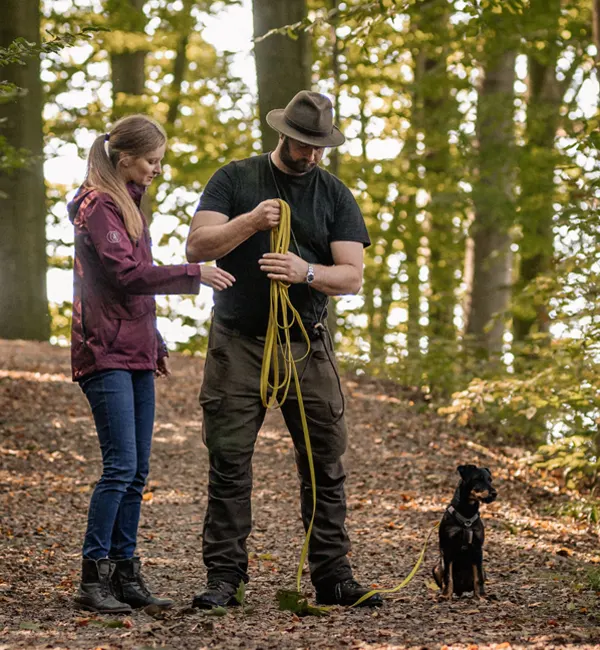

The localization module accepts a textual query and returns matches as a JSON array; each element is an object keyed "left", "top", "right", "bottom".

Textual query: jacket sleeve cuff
[
  {"left": 157, "top": 330, "right": 169, "bottom": 360},
  {"left": 186, "top": 263, "right": 202, "bottom": 294}
]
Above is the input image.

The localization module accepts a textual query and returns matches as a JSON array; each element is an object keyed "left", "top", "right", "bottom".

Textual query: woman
[{"left": 68, "top": 114, "right": 234, "bottom": 614}]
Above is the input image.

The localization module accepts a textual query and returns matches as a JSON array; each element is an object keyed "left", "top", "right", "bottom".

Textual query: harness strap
[
  {"left": 447, "top": 505, "right": 479, "bottom": 549},
  {"left": 447, "top": 505, "right": 480, "bottom": 528}
]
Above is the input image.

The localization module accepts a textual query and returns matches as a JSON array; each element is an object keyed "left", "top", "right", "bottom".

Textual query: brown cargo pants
[{"left": 199, "top": 320, "right": 353, "bottom": 587}]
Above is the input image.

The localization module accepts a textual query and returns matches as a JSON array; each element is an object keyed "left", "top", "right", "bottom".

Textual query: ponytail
[
  {"left": 86, "top": 135, "right": 144, "bottom": 240},
  {"left": 84, "top": 114, "right": 167, "bottom": 241}
]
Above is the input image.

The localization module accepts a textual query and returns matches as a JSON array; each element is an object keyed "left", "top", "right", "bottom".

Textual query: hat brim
[{"left": 266, "top": 109, "right": 345, "bottom": 148}]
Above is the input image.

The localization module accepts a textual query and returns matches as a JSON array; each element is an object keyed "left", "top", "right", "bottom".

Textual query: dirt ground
[{"left": 1, "top": 339, "right": 599, "bottom": 650}]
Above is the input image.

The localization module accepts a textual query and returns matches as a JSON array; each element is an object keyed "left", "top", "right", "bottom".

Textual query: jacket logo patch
[{"left": 107, "top": 230, "right": 122, "bottom": 243}]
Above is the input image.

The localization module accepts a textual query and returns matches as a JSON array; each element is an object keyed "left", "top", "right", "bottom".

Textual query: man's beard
[{"left": 280, "top": 137, "right": 316, "bottom": 174}]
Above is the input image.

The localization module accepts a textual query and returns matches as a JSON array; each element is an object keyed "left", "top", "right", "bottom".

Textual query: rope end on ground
[{"left": 276, "top": 589, "right": 331, "bottom": 617}]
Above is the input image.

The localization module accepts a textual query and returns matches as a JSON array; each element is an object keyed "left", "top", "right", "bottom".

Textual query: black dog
[{"left": 432, "top": 464, "right": 497, "bottom": 600}]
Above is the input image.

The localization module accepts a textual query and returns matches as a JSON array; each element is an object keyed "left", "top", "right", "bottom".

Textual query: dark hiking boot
[
  {"left": 111, "top": 557, "right": 174, "bottom": 610},
  {"left": 74, "top": 558, "right": 132, "bottom": 614},
  {"left": 192, "top": 579, "right": 240, "bottom": 609},
  {"left": 315, "top": 578, "right": 384, "bottom": 607}
]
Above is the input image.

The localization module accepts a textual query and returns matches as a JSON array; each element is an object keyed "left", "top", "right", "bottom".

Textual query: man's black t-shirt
[{"left": 196, "top": 153, "right": 370, "bottom": 337}]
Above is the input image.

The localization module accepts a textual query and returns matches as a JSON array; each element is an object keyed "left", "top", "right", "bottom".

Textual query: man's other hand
[{"left": 259, "top": 252, "right": 309, "bottom": 284}]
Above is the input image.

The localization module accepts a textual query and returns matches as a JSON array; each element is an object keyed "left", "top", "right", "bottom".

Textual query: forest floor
[{"left": 1, "top": 339, "right": 600, "bottom": 650}]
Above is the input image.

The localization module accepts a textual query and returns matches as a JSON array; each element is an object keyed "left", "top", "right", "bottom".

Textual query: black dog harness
[{"left": 447, "top": 505, "right": 480, "bottom": 549}]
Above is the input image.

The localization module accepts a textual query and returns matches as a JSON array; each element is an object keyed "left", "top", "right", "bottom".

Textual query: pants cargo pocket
[
  {"left": 282, "top": 397, "right": 347, "bottom": 461},
  {"left": 199, "top": 395, "right": 223, "bottom": 449},
  {"left": 200, "top": 393, "right": 265, "bottom": 455}
]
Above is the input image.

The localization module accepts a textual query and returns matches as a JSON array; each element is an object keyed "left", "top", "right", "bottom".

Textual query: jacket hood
[
  {"left": 67, "top": 182, "right": 146, "bottom": 224},
  {"left": 67, "top": 187, "right": 93, "bottom": 225}
]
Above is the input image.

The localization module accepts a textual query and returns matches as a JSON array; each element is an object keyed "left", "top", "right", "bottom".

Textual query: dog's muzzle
[
  {"left": 482, "top": 489, "right": 497, "bottom": 503},
  {"left": 473, "top": 489, "right": 497, "bottom": 503}
]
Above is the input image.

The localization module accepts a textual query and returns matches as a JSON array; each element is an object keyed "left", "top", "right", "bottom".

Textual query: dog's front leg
[
  {"left": 474, "top": 561, "right": 486, "bottom": 598},
  {"left": 472, "top": 564, "right": 482, "bottom": 599},
  {"left": 439, "top": 560, "right": 453, "bottom": 601}
]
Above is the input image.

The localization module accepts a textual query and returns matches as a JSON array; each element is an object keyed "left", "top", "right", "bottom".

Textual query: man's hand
[
  {"left": 250, "top": 200, "right": 281, "bottom": 231},
  {"left": 156, "top": 356, "right": 171, "bottom": 378},
  {"left": 259, "top": 252, "right": 309, "bottom": 284}
]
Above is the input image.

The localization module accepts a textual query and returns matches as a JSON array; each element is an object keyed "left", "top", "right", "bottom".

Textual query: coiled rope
[
  {"left": 260, "top": 198, "right": 438, "bottom": 609},
  {"left": 259, "top": 198, "right": 314, "bottom": 595}
]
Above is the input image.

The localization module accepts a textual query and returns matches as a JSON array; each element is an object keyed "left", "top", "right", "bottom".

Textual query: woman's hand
[
  {"left": 156, "top": 356, "right": 171, "bottom": 378},
  {"left": 200, "top": 265, "right": 236, "bottom": 291}
]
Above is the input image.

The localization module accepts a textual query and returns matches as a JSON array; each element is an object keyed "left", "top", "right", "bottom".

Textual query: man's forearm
[
  {"left": 309, "top": 263, "right": 363, "bottom": 296},
  {"left": 186, "top": 213, "right": 257, "bottom": 262}
]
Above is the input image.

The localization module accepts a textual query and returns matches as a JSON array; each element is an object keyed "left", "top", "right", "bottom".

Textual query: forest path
[{"left": 0, "top": 340, "right": 599, "bottom": 650}]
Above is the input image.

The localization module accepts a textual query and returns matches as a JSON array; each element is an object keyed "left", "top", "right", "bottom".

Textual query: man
[{"left": 186, "top": 90, "right": 381, "bottom": 608}]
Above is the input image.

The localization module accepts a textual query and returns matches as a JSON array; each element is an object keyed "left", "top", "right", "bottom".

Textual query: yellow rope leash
[
  {"left": 260, "top": 199, "right": 314, "bottom": 593},
  {"left": 260, "top": 198, "right": 438, "bottom": 607},
  {"left": 350, "top": 522, "right": 440, "bottom": 607}
]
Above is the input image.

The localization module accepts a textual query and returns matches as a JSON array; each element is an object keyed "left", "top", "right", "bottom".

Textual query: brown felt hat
[{"left": 266, "top": 91, "right": 345, "bottom": 148}]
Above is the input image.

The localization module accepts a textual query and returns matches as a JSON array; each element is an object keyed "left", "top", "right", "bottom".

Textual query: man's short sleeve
[
  {"left": 196, "top": 163, "right": 237, "bottom": 218},
  {"left": 331, "top": 184, "right": 371, "bottom": 247}
]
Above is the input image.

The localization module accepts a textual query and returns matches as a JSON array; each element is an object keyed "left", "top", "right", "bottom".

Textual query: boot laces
[
  {"left": 99, "top": 568, "right": 115, "bottom": 598},
  {"left": 131, "top": 571, "right": 152, "bottom": 598}
]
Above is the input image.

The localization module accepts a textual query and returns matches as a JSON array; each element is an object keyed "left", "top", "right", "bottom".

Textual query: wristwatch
[{"left": 306, "top": 264, "right": 315, "bottom": 284}]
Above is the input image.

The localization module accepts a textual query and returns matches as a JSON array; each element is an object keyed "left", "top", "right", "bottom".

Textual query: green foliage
[
  {"left": 1, "top": 27, "right": 104, "bottom": 185},
  {"left": 0, "top": 28, "right": 105, "bottom": 98},
  {"left": 23, "top": 0, "right": 600, "bottom": 489},
  {"left": 536, "top": 434, "right": 600, "bottom": 489},
  {"left": 49, "top": 301, "right": 72, "bottom": 344},
  {"left": 586, "top": 568, "right": 600, "bottom": 592},
  {"left": 234, "top": 580, "right": 246, "bottom": 605}
]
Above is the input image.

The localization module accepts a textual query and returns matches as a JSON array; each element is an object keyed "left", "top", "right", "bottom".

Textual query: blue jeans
[{"left": 79, "top": 369, "right": 155, "bottom": 560}]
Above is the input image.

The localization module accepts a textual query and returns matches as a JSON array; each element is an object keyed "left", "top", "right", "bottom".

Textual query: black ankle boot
[
  {"left": 74, "top": 558, "right": 132, "bottom": 614},
  {"left": 315, "top": 578, "right": 384, "bottom": 607},
  {"left": 111, "top": 557, "right": 173, "bottom": 610},
  {"left": 192, "top": 579, "right": 240, "bottom": 609}
]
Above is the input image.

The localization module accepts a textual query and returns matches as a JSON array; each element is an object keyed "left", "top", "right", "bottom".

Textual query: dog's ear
[{"left": 457, "top": 464, "right": 477, "bottom": 480}]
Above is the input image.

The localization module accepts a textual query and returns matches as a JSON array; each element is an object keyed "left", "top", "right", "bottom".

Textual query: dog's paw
[{"left": 437, "top": 592, "right": 452, "bottom": 602}]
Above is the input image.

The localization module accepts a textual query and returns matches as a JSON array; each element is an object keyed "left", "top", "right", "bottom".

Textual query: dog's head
[{"left": 457, "top": 464, "right": 497, "bottom": 504}]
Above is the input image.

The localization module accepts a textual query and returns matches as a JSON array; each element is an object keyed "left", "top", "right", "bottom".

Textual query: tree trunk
[
  {"left": 326, "top": 0, "right": 341, "bottom": 337},
  {"left": 513, "top": 0, "right": 562, "bottom": 341},
  {"left": 411, "top": 0, "right": 461, "bottom": 362},
  {"left": 166, "top": 0, "right": 194, "bottom": 127},
  {"left": 252, "top": 0, "right": 311, "bottom": 152},
  {"left": 107, "top": 0, "right": 150, "bottom": 213},
  {"left": 328, "top": 0, "right": 341, "bottom": 179},
  {"left": 0, "top": 0, "right": 49, "bottom": 341},
  {"left": 404, "top": 198, "right": 422, "bottom": 364},
  {"left": 108, "top": 0, "right": 147, "bottom": 119},
  {"left": 467, "top": 49, "right": 517, "bottom": 356},
  {"left": 593, "top": 0, "right": 600, "bottom": 70}
]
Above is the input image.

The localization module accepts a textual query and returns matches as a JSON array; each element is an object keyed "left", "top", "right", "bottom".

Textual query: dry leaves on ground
[{"left": 1, "top": 340, "right": 600, "bottom": 650}]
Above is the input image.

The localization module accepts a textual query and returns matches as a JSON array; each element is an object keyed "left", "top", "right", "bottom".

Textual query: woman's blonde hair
[{"left": 85, "top": 114, "right": 166, "bottom": 240}]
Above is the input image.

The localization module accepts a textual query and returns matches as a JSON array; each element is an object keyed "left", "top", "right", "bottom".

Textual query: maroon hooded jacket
[{"left": 69, "top": 182, "right": 201, "bottom": 381}]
